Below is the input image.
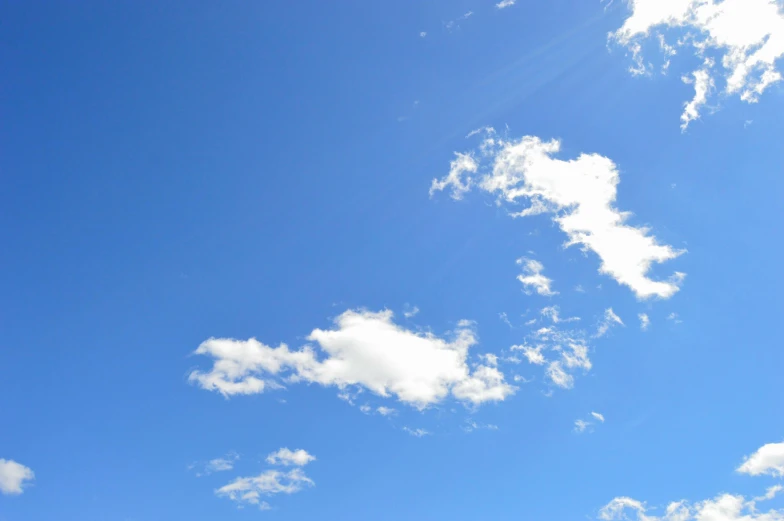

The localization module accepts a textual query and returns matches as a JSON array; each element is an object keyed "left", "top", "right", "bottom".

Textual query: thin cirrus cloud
[
  {"left": 511, "top": 308, "right": 618, "bottom": 390},
  {"left": 216, "top": 449, "right": 316, "bottom": 511},
  {"left": 599, "top": 440, "right": 784, "bottom": 521},
  {"left": 189, "top": 309, "right": 515, "bottom": 409},
  {"left": 430, "top": 129, "right": 685, "bottom": 300},
  {"left": 611, "top": 0, "right": 784, "bottom": 130},
  {"left": 0, "top": 458, "right": 34, "bottom": 496}
]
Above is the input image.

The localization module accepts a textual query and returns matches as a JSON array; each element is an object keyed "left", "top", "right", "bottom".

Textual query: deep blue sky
[{"left": 1, "top": 1, "right": 783, "bottom": 520}]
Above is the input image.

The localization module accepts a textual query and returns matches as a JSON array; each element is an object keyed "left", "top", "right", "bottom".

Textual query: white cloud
[
  {"left": 403, "top": 304, "right": 420, "bottom": 319},
  {"left": 680, "top": 58, "right": 715, "bottom": 131},
  {"left": 419, "top": 31, "right": 427, "bottom": 38},
  {"left": 266, "top": 448, "right": 316, "bottom": 467},
  {"left": 513, "top": 320, "right": 598, "bottom": 390},
  {"left": 738, "top": 441, "right": 784, "bottom": 477},
  {"left": 541, "top": 305, "right": 580, "bottom": 324},
  {"left": 600, "top": 441, "right": 784, "bottom": 521},
  {"left": 193, "top": 451, "right": 240, "bottom": 476},
  {"left": 592, "top": 412, "right": 606, "bottom": 423},
  {"left": 190, "top": 309, "right": 515, "bottom": 409},
  {"left": 217, "top": 468, "right": 313, "bottom": 510},
  {"left": 611, "top": 0, "right": 784, "bottom": 126},
  {"left": 599, "top": 493, "right": 783, "bottom": 521},
  {"left": 430, "top": 152, "right": 478, "bottom": 200},
  {"left": 596, "top": 308, "right": 624, "bottom": 338},
  {"left": 667, "top": 312, "right": 683, "bottom": 324},
  {"left": 575, "top": 419, "right": 592, "bottom": 433},
  {"left": 430, "top": 130, "right": 685, "bottom": 299},
  {"left": 639, "top": 313, "right": 651, "bottom": 331},
  {"left": 376, "top": 406, "right": 396, "bottom": 416},
  {"left": 404, "top": 427, "right": 431, "bottom": 437},
  {"left": 517, "top": 257, "right": 558, "bottom": 296},
  {"left": 497, "top": 0, "right": 517, "bottom": 8},
  {"left": 514, "top": 344, "right": 547, "bottom": 365},
  {"left": 0, "top": 459, "right": 34, "bottom": 495}
]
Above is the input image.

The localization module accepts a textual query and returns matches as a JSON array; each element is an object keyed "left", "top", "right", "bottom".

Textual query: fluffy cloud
[
  {"left": 497, "top": 0, "right": 517, "bottom": 8},
  {"left": 600, "top": 441, "right": 784, "bottom": 521},
  {"left": 0, "top": 459, "right": 34, "bottom": 495},
  {"left": 217, "top": 468, "right": 313, "bottom": 510},
  {"left": 738, "top": 441, "right": 784, "bottom": 477},
  {"left": 430, "top": 130, "right": 685, "bottom": 299},
  {"left": 517, "top": 258, "right": 558, "bottom": 296},
  {"left": 592, "top": 412, "right": 606, "bottom": 423},
  {"left": 190, "top": 309, "right": 515, "bottom": 409},
  {"left": 266, "top": 449, "right": 316, "bottom": 467},
  {"left": 599, "top": 493, "right": 783, "bottom": 521},
  {"left": 611, "top": 0, "right": 784, "bottom": 129}
]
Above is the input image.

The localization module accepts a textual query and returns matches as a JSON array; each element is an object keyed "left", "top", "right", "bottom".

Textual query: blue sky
[{"left": 1, "top": 0, "right": 784, "bottom": 519}]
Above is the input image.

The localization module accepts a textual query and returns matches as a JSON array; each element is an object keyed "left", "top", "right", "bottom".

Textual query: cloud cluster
[
  {"left": 599, "top": 440, "right": 784, "bottom": 521},
  {"left": 430, "top": 129, "right": 685, "bottom": 299},
  {"left": 190, "top": 309, "right": 515, "bottom": 409},
  {"left": 512, "top": 306, "right": 624, "bottom": 389},
  {"left": 216, "top": 448, "right": 315, "bottom": 510},
  {"left": 612, "top": 0, "right": 784, "bottom": 129}
]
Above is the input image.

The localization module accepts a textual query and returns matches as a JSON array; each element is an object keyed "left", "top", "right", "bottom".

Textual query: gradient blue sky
[{"left": 2, "top": 1, "right": 783, "bottom": 520}]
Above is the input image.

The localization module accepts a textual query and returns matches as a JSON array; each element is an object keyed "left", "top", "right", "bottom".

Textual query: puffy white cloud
[
  {"left": 376, "top": 406, "right": 396, "bottom": 416},
  {"left": 497, "top": 0, "right": 516, "bottom": 8},
  {"left": 517, "top": 258, "right": 558, "bottom": 296},
  {"left": 639, "top": 313, "right": 651, "bottom": 331},
  {"left": 611, "top": 0, "right": 784, "bottom": 127},
  {"left": 596, "top": 308, "right": 624, "bottom": 338},
  {"left": 217, "top": 468, "right": 313, "bottom": 509},
  {"left": 600, "top": 441, "right": 784, "bottom": 521},
  {"left": 515, "top": 344, "right": 547, "bottom": 365},
  {"left": 430, "top": 130, "right": 685, "bottom": 299},
  {"left": 190, "top": 309, "right": 515, "bottom": 409},
  {"left": 592, "top": 412, "right": 606, "bottom": 423},
  {"left": 266, "top": 448, "right": 316, "bottom": 467},
  {"left": 738, "top": 441, "right": 784, "bottom": 477},
  {"left": 0, "top": 459, "right": 34, "bottom": 495}
]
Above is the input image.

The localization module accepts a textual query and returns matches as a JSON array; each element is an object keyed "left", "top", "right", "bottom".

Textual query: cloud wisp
[{"left": 0, "top": 459, "right": 34, "bottom": 496}]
